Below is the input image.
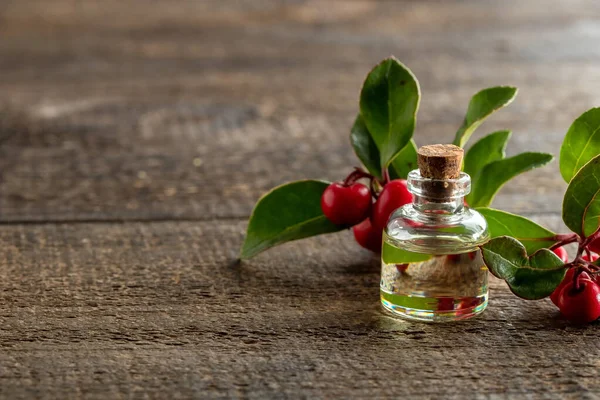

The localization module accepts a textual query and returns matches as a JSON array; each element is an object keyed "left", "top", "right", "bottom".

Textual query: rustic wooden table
[{"left": 1, "top": 1, "right": 599, "bottom": 398}]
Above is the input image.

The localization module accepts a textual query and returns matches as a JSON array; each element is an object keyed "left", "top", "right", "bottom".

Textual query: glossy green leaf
[
  {"left": 467, "top": 152, "right": 554, "bottom": 208},
  {"left": 240, "top": 180, "right": 345, "bottom": 259},
  {"left": 350, "top": 114, "right": 382, "bottom": 179},
  {"left": 453, "top": 87, "right": 518, "bottom": 148},
  {"left": 464, "top": 130, "right": 511, "bottom": 185},
  {"left": 562, "top": 154, "right": 600, "bottom": 237},
  {"left": 389, "top": 139, "right": 418, "bottom": 180},
  {"left": 477, "top": 208, "right": 557, "bottom": 254},
  {"left": 382, "top": 241, "right": 432, "bottom": 264},
  {"left": 560, "top": 107, "right": 600, "bottom": 183},
  {"left": 350, "top": 114, "right": 418, "bottom": 180},
  {"left": 481, "top": 237, "right": 566, "bottom": 300},
  {"left": 360, "top": 57, "right": 420, "bottom": 169}
]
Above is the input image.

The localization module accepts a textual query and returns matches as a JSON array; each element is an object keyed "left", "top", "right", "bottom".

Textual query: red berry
[
  {"left": 456, "top": 297, "right": 481, "bottom": 316},
  {"left": 551, "top": 268, "right": 576, "bottom": 306},
  {"left": 551, "top": 268, "right": 592, "bottom": 306},
  {"left": 553, "top": 247, "right": 569, "bottom": 263},
  {"left": 352, "top": 218, "right": 382, "bottom": 253},
  {"left": 547, "top": 248, "right": 571, "bottom": 306},
  {"left": 458, "top": 297, "right": 480, "bottom": 309},
  {"left": 588, "top": 237, "right": 600, "bottom": 254},
  {"left": 557, "top": 279, "right": 600, "bottom": 323},
  {"left": 437, "top": 297, "right": 455, "bottom": 311},
  {"left": 582, "top": 253, "right": 600, "bottom": 284},
  {"left": 396, "top": 264, "right": 408, "bottom": 273},
  {"left": 372, "top": 180, "right": 412, "bottom": 232},
  {"left": 321, "top": 183, "right": 372, "bottom": 226}
]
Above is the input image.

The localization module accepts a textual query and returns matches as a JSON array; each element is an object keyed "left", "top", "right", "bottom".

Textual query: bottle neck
[
  {"left": 407, "top": 169, "right": 471, "bottom": 216},
  {"left": 413, "top": 194, "right": 465, "bottom": 215}
]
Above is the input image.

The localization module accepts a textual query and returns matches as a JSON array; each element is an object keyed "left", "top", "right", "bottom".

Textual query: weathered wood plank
[
  {"left": 0, "top": 216, "right": 593, "bottom": 398},
  {"left": 0, "top": 1, "right": 598, "bottom": 398},
  {"left": 0, "top": 0, "right": 598, "bottom": 221},
  {"left": 0, "top": 101, "right": 569, "bottom": 222}
]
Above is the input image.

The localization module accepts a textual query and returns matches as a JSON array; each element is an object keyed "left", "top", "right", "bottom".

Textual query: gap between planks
[{"left": 0, "top": 212, "right": 562, "bottom": 226}]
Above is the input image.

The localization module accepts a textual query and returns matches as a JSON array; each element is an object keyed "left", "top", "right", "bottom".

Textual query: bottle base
[{"left": 380, "top": 291, "right": 488, "bottom": 322}]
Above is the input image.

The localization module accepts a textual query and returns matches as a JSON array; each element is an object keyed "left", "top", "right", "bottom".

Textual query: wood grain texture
[
  {"left": 1, "top": 0, "right": 599, "bottom": 221},
  {"left": 0, "top": 0, "right": 598, "bottom": 398},
  {"left": 0, "top": 217, "right": 594, "bottom": 399}
]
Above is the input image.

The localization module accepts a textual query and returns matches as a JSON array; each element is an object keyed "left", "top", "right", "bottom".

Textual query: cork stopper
[
  {"left": 416, "top": 144, "right": 464, "bottom": 201},
  {"left": 417, "top": 144, "right": 463, "bottom": 180}
]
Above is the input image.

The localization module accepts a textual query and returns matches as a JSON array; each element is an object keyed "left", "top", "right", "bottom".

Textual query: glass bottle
[{"left": 380, "top": 145, "right": 489, "bottom": 322}]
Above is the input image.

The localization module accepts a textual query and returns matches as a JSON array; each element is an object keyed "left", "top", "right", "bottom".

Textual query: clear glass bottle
[{"left": 380, "top": 169, "right": 490, "bottom": 322}]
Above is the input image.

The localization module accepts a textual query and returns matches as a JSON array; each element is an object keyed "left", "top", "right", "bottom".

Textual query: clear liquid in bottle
[{"left": 381, "top": 235, "right": 488, "bottom": 322}]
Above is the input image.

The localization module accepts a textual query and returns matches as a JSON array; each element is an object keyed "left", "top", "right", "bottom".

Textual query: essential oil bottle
[{"left": 380, "top": 144, "right": 490, "bottom": 322}]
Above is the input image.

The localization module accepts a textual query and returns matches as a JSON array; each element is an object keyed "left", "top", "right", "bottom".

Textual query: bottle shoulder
[{"left": 385, "top": 204, "right": 489, "bottom": 254}]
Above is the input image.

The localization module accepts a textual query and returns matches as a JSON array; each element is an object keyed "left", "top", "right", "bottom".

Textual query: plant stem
[
  {"left": 548, "top": 233, "right": 580, "bottom": 251},
  {"left": 581, "top": 226, "right": 600, "bottom": 249},
  {"left": 382, "top": 167, "right": 391, "bottom": 185},
  {"left": 370, "top": 179, "right": 381, "bottom": 200},
  {"left": 343, "top": 167, "right": 374, "bottom": 186}
]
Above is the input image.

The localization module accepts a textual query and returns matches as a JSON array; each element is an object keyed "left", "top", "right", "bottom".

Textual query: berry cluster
[
  {"left": 477, "top": 106, "right": 600, "bottom": 325},
  {"left": 550, "top": 243, "right": 600, "bottom": 323},
  {"left": 320, "top": 169, "right": 412, "bottom": 253}
]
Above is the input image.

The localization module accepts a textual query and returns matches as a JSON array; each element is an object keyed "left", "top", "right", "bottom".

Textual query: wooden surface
[{"left": 1, "top": 1, "right": 600, "bottom": 398}]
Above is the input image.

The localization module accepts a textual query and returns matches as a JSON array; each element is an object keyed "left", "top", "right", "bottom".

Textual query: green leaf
[
  {"left": 562, "top": 154, "right": 600, "bottom": 237},
  {"left": 560, "top": 107, "right": 600, "bottom": 183},
  {"left": 476, "top": 208, "right": 557, "bottom": 254},
  {"left": 350, "top": 114, "right": 382, "bottom": 179},
  {"left": 240, "top": 180, "right": 345, "bottom": 259},
  {"left": 350, "top": 115, "right": 418, "bottom": 180},
  {"left": 382, "top": 241, "right": 432, "bottom": 264},
  {"left": 481, "top": 237, "right": 566, "bottom": 299},
  {"left": 453, "top": 87, "right": 518, "bottom": 148},
  {"left": 464, "top": 130, "right": 511, "bottom": 184},
  {"left": 467, "top": 152, "right": 554, "bottom": 208},
  {"left": 389, "top": 139, "right": 418, "bottom": 180},
  {"left": 360, "top": 57, "right": 420, "bottom": 170}
]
